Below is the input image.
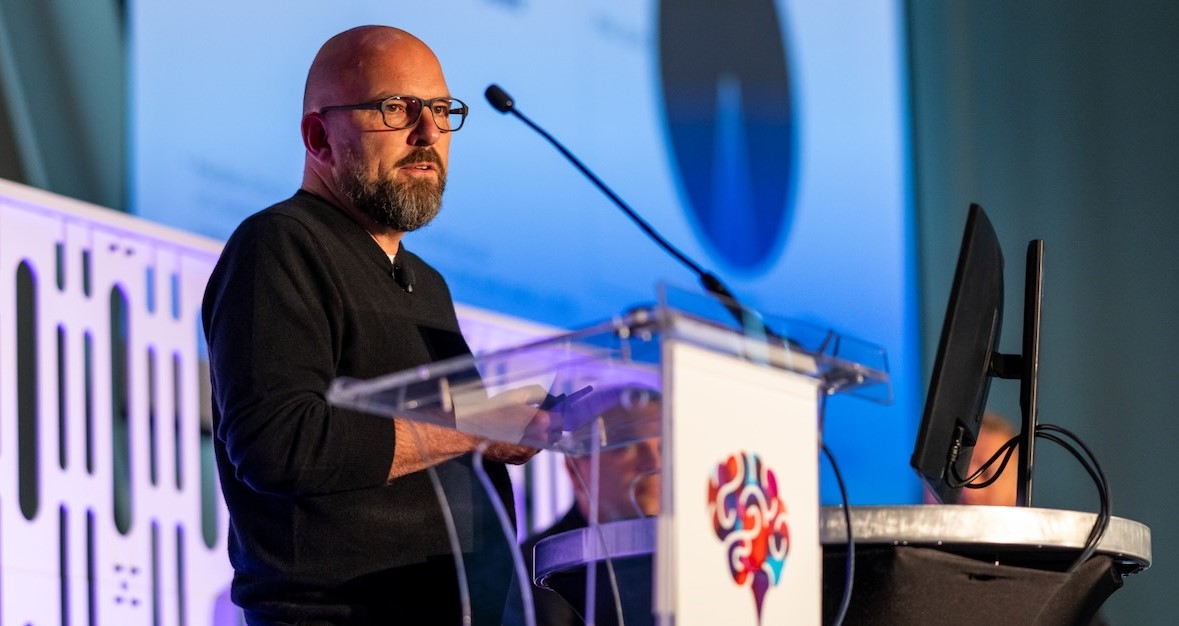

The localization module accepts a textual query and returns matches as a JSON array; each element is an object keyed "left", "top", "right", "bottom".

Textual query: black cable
[
  {"left": 1034, "top": 424, "right": 1112, "bottom": 573},
  {"left": 943, "top": 423, "right": 1110, "bottom": 574},
  {"left": 1039, "top": 425, "right": 1111, "bottom": 539},
  {"left": 1034, "top": 432, "right": 1109, "bottom": 571},
  {"left": 1037, "top": 425, "right": 1111, "bottom": 571},
  {"left": 1037, "top": 424, "right": 1109, "bottom": 496},
  {"left": 821, "top": 443, "right": 854, "bottom": 626},
  {"left": 947, "top": 434, "right": 1020, "bottom": 489}
]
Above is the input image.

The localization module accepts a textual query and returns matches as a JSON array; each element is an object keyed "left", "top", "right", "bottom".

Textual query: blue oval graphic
[{"left": 658, "top": 0, "right": 796, "bottom": 272}]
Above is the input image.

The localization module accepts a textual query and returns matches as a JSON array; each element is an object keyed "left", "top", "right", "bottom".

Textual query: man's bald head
[
  {"left": 303, "top": 26, "right": 441, "bottom": 114},
  {"left": 299, "top": 26, "right": 455, "bottom": 242}
]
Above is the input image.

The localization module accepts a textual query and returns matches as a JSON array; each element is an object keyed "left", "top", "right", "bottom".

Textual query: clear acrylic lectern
[{"left": 328, "top": 287, "right": 890, "bottom": 625}]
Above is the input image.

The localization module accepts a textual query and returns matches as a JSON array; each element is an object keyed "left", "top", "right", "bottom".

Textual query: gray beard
[{"left": 341, "top": 156, "right": 446, "bottom": 232}]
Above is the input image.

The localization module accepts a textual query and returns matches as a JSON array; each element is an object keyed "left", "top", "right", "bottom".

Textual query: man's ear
[{"left": 301, "top": 113, "right": 332, "bottom": 164}]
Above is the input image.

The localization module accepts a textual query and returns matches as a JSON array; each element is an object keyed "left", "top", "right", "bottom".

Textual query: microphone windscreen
[
  {"left": 484, "top": 84, "right": 514, "bottom": 113},
  {"left": 393, "top": 259, "right": 416, "bottom": 293},
  {"left": 402, "top": 265, "right": 415, "bottom": 294}
]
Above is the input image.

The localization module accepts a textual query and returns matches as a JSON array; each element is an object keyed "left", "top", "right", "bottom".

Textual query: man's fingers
[
  {"left": 483, "top": 441, "right": 540, "bottom": 465},
  {"left": 521, "top": 409, "right": 558, "bottom": 443}
]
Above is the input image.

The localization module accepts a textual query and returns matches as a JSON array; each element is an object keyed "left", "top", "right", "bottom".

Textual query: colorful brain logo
[{"left": 707, "top": 451, "right": 790, "bottom": 624}]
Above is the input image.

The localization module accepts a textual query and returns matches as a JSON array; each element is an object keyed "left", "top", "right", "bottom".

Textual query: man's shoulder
[
  {"left": 245, "top": 190, "right": 339, "bottom": 229},
  {"left": 225, "top": 191, "right": 357, "bottom": 249}
]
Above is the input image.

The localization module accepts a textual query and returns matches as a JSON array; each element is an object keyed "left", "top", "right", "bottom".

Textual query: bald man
[{"left": 203, "top": 26, "right": 538, "bottom": 625}]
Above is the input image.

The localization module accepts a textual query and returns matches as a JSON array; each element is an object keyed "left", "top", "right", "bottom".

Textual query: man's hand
[
  {"left": 389, "top": 385, "right": 560, "bottom": 479},
  {"left": 470, "top": 391, "right": 557, "bottom": 464},
  {"left": 452, "top": 383, "right": 556, "bottom": 445},
  {"left": 480, "top": 440, "right": 541, "bottom": 465}
]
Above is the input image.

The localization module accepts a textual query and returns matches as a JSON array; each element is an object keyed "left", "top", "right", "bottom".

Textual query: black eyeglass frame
[{"left": 317, "top": 95, "right": 469, "bottom": 132}]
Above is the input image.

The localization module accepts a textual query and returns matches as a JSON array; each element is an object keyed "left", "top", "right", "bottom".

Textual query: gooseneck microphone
[{"left": 485, "top": 84, "right": 767, "bottom": 335}]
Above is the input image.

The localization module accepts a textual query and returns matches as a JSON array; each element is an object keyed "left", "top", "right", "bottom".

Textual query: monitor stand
[{"left": 988, "top": 239, "right": 1044, "bottom": 507}]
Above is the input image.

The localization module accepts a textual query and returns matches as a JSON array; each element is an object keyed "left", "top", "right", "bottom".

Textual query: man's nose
[
  {"left": 636, "top": 439, "right": 661, "bottom": 472},
  {"left": 407, "top": 112, "right": 443, "bottom": 146}
]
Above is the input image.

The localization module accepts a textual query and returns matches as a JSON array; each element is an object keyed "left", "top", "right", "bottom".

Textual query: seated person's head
[
  {"left": 566, "top": 399, "right": 662, "bottom": 522},
  {"left": 958, "top": 412, "right": 1019, "bottom": 506},
  {"left": 914, "top": 412, "right": 1018, "bottom": 509},
  {"left": 924, "top": 412, "right": 1019, "bottom": 506}
]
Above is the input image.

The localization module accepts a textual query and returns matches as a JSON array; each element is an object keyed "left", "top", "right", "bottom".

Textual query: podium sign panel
[{"left": 662, "top": 340, "right": 822, "bottom": 625}]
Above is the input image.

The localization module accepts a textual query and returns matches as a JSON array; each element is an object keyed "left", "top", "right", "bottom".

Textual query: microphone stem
[
  {"left": 509, "top": 109, "right": 707, "bottom": 278},
  {"left": 507, "top": 106, "right": 774, "bottom": 340}
]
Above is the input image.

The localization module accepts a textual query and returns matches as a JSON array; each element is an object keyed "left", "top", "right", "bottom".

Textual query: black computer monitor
[
  {"left": 912, "top": 203, "right": 1044, "bottom": 505},
  {"left": 911, "top": 204, "right": 1007, "bottom": 504}
]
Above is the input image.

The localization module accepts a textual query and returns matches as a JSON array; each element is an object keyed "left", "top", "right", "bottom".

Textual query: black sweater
[{"left": 203, "top": 190, "right": 514, "bottom": 624}]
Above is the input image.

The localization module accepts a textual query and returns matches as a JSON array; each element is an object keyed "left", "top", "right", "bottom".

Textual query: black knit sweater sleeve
[{"left": 203, "top": 205, "right": 398, "bottom": 497}]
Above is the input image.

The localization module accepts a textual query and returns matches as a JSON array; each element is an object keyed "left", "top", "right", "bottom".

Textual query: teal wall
[
  {"left": 0, "top": 0, "right": 124, "bottom": 210},
  {"left": 909, "top": 2, "right": 1178, "bottom": 622}
]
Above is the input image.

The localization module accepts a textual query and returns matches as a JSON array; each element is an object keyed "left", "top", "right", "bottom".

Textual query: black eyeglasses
[{"left": 318, "top": 95, "right": 469, "bottom": 132}]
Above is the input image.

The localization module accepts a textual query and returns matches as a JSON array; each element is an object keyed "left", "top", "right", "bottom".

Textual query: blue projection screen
[{"left": 131, "top": 0, "right": 918, "bottom": 503}]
